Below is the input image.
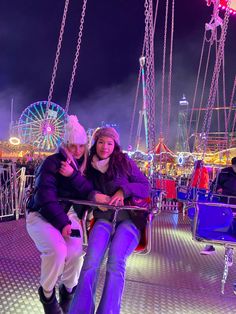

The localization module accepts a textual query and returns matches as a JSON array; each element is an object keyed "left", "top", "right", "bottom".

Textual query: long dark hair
[{"left": 86, "top": 141, "right": 130, "bottom": 180}]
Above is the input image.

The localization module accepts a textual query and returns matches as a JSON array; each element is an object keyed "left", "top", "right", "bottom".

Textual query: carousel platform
[{"left": 0, "top": 212, "right": 236, "bottom": 314}]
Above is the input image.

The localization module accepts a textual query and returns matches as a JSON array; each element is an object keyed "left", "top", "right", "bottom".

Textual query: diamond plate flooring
[{"left": 1, "top": 213, "right": 236, "bottom": 314}]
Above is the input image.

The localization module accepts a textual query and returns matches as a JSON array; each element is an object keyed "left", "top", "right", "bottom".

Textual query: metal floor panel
[{"left": 0, "top": 213, "right": 236, "bottom": 314}]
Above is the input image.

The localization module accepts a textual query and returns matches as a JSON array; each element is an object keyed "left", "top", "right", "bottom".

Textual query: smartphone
[{"left": 70, "top": 229, "right": 81, "bottom": 238}]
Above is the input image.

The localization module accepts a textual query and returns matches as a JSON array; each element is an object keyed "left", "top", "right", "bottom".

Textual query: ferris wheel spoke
[
  {"left": 33, "top": 104, "right": 44, "bottom": 121},
  {"left": 51, "top": 132, "right": 61, "bottom": 145},
  {"left": 21, "top": 112, "right": 35, "bottom": 122},
  {"left": 50, "top": 135, "right": 58, "bottom": 148},
  {"left": 27, "top": 107, "right": 42, "bottom": 122}
]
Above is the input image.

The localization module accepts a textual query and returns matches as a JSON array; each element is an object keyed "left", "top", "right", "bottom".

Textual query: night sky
[{"left": 0, "top": 0, "right": 235, "bottom": 148}]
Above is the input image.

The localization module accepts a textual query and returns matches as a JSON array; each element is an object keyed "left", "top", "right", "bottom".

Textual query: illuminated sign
[{"left": 9, "top": 137, "right": 21, "bottom": 145}]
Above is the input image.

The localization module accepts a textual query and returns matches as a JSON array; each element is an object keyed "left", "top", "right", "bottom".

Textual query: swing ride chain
[
  {"left": 144, "top": 0, "right": 156, "bottom": 153},
  {"left": 65, "top": 0, "right": 88, "bottom": 113},
  {"left": 201, "top": 1, "right": 231, "bottom": 159},
  {"left": 144, "top": 0, "right": 151, "bottom": 153},
  {"left": 46, "top": 0, "right": 70, "bottom": 117},
  {"left": 144, "top": 0, "right": 151, "bottom": 152},
  {"left": 166, "top": 0, "right": 175, "bottom": 143},
  {"left": 143, "top": 0, "right": 156, "bottom": 187},
  {"left": 160, "top": 0, "right": 169, "bottom": 139},
  {"left": 129, "top": 66, "right": 142, "bottom": 148},
  {"left": 148, "top": 0, "right": 156, "bottom": 152}
]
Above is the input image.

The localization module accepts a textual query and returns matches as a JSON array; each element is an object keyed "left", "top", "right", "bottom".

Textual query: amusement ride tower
[{"left": 175, "top": 95, "right": 190, "bottom": 152}]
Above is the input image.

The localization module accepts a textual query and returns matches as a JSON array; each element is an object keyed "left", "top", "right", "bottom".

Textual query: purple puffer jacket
[
  {"left": 90, "top": 155, "right": 150, "bottom": 230},
  {"left": 31, "top": 148, "right": 93, "bottom": 231}
]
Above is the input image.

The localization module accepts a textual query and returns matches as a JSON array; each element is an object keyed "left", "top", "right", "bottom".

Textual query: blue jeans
[{"left": 69, "top": 219, "right": 140, "bottom": 314}]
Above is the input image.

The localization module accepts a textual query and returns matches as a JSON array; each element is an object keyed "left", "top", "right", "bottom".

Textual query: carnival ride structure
[{"left": 188, "top": 0, "right": 236, "bottom": 157}]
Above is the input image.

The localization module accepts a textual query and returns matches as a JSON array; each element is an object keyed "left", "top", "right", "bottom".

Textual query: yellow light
[{"left": 9, "top": 137, "right": 21, "bottom": 145}]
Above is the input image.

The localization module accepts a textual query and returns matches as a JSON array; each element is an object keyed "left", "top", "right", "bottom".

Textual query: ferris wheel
[{"left": 18, "top": 100, "right": 67, "bottom": 151}]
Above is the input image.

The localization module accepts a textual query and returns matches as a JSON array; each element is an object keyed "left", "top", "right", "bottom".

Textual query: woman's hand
[
  {"left": 95, "top": 193, "right": 111, "bottom": 212},
  {"left": 109, "top": 189, "right": 124, "bottom": 206},
  {"left": 95, "top": 193, "right": 111, "bottom": 204},
  {"left": 62, "top": 224, "right": 72, "bottom": 238},
  {"left": 59, "top": 161, "right": 74, "bottom": 177}
]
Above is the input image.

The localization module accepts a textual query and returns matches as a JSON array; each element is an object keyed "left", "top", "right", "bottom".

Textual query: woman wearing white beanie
[{"left": 26, "top": 115, "right": 93, "bottom": 314}]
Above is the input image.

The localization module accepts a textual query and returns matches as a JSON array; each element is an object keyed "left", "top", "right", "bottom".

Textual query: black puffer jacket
[
  {"left": 89, "top": 156, "right": 150, "bottom": 231},
  {"left": 31, "top": 148, "right": 93, "bottom": 231},
  {"left": 216, "top": 166, "right": 236, "bottom": 196}
]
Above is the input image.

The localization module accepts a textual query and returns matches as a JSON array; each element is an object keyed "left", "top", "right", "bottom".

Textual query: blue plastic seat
[
  {"left": 177, "top": 187, "right": 208, "bottom": 202},
  {"left": 195, "top": 203, "right": 236, "bottom": 243}
]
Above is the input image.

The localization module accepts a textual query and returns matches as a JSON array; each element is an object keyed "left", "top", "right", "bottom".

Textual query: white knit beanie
[{"left": 63, "top": 115, "right": 87, "bottom": 145}]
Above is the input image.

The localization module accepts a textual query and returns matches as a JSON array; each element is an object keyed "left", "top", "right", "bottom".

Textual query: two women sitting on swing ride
[{"left": 26, "top": 115, "right": 150, "bottom": 314}]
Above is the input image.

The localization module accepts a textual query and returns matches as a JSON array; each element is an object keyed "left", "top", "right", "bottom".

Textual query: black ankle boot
[
  {"left": 59, "top": 284, "right": 76, "bottom": 314},
  {"left": 38, "top": 286, "right": 63, "bottom": 314}
]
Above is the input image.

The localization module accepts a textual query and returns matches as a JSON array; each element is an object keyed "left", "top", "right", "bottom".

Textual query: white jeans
[{"left": 26, "top": 209, "right": 84, "bottom": 291}]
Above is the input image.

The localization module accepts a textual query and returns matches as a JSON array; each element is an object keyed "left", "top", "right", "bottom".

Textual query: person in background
[
  {"left": 191, "top": 159, "right": 209, "bottom": 191},
  {"left": 69, "top": 127, "right": 150, "bottom": 314},
  {"left": 26, "top": 115, "right": 93, "bottom": 314},
  {"left": 214, "top": 157, "right": 236, "bottom": 203},
  {"left": 189, "top": 160, "right": 214, "bottom": 255}
]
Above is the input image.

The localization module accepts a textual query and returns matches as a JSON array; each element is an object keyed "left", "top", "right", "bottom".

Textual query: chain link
[
  {"left": 160, "top": 0, "right": 169, "bottom": 138},
  {"left": 65, "top": 0, "right": 88, "bottom": 113},
  {"left": 46, "top": 0, "right": 70, "bottom": 118},
  {"left": 166, "top": 0, "right": 175, "bottom": 143}
]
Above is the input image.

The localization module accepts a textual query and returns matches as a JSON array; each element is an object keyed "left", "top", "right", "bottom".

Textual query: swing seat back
[{"left": 193, "top": 202, "right": 236, "bottom": 244}]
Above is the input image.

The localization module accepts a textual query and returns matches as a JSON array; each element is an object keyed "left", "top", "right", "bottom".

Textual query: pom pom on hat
[
  {"left": 91, "top": 127, "right": 120, "bottom": 146},
  {"left": 63, "top": 115, "right": 87, "bottom": 145}
]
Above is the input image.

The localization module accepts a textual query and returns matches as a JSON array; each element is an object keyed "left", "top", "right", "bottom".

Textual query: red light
[{"left": 219, "top": 0, "right": 236, "bottom": 14}]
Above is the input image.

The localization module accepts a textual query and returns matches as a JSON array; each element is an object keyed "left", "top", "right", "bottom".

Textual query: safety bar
[
  {"left": 61, "top": 198, "right": 153, "bottom": 255},
  {"left": 60, "top": 198, "right": 149, "bottom": 212}
]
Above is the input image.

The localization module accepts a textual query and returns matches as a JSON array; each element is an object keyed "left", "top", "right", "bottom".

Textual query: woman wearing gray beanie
[
  {"left": 26, "top": 115, "right": 93, "bottom": 314},
  {"left": 69, "top": 126, "right": 150, "bottom": 314}
]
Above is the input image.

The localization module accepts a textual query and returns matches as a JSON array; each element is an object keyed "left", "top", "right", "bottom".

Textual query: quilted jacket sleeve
[
  {"left": 119, "top": 157, "right": 150, "bottom": 199},
  {"left": 33, "top": 156, "right": 71, "bottom": 231}
]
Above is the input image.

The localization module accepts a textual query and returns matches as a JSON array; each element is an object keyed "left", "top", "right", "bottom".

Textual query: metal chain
[
  {"left": 147, "top": 0, "right": 156, "bottom": 152},
  {"left": 144, "top": 0, "right": 151, "bottom": 152},
  {"left": 188, "top": 29, "right": 207, "bottom": 139},
  {"left": 193, "top": 39, "right": 213, "bottom": 150},
  {"left": 166, "top": 0, "right": 175, "bottom": 143},
  {"left": 128, "top": 66, "right": 142, "bottom": 149},
  {"left": 160, "top": 0, "right": 169, "bottom": 138},
  {"left": 65, "top": 0, "right": 88, "bottom": 113},
  {"left": 46, "top": 0, "right": 70, "bottom": 118}
]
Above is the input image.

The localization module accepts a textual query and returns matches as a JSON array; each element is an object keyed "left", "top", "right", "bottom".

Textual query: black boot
[
  {"left": 59, "top": 284, "right": 76, "bottom": 314},
  {"left": 38, "top": 286, "right": 63, "bottom": 314}
]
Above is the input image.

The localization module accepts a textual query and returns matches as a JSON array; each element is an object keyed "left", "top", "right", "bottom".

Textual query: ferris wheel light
[{"left": 9, "top": 137, "right": 21, "bottom": 145}]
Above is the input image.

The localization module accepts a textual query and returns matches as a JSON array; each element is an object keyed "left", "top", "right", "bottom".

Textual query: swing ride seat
[
  {"left": 61, "top": 199, "right": 155, "bottom": 255},
  {"left": 191, "top": 202, "right": 236, "bottom": 294},
  {"left": 177, "top": 186, "right": 208, "bottom": 202},
  {"left": 192, "top": 202, "right": 236, "bottom": 243}
]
